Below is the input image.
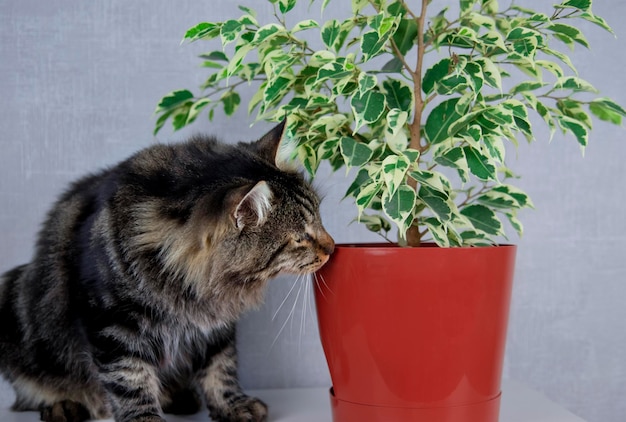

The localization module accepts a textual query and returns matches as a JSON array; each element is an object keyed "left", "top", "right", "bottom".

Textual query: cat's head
[
  {"left": 217, "top": 120, "right": 335, "bottom": 280},
  {"left": 135, "top": 120, "right": 335, "bottom": 298}
]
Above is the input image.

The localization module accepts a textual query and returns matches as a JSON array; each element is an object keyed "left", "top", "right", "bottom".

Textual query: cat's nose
[{"left": 319, "top": 230, "right": 335, "bottom": 256}]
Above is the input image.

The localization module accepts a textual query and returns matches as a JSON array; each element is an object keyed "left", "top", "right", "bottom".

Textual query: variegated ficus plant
[{"left": 155, "top": 0, "right": 624, "bottom": 247}]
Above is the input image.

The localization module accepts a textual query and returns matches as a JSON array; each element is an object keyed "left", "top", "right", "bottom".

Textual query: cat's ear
[
  {"left": 255, "top": 119, "right": 299, "bottom": 172},
  {"left": 233, "top": 181, "right": 274, "bottom": 230}
]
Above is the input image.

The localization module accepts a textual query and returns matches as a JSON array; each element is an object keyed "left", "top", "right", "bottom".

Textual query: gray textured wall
[{"left": 1, "top": 1, "right": 625, "bottom": 421}]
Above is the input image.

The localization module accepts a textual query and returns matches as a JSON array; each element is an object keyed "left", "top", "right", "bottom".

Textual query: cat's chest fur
[{"left": 138, "top": 310, "right": 232, "bottom": 377}]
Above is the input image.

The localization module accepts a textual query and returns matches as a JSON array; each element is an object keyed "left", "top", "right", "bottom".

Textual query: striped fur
[{"left": 0, "top": 121, "right": 334, "bottom": 422}]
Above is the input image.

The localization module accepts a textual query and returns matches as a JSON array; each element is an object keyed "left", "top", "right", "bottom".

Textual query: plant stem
[{"left": 405, "top": 0, "right": 429, "bottom": 247}]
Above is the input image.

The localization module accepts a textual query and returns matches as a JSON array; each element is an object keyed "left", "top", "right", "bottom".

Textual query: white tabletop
[{"left": 0, "top": 379, "right": 585, "bottom": 422}]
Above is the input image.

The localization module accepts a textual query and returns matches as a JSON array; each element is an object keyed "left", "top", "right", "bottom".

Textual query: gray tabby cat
[{"left": 0, "top": 120, "right": 334, "bottom": 422}]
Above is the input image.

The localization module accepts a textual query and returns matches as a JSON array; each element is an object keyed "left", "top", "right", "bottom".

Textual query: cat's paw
[
  {"left": 209, "top": 395, "right": 268, "bottom": 422},
  {"left": 40, "top": 400, "right": 90, "bottom": 422}
]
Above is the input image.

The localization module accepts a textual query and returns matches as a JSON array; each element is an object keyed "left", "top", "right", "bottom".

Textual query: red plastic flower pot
[{"left": 314, "top": 243, "right": 516, "bottom": 422}]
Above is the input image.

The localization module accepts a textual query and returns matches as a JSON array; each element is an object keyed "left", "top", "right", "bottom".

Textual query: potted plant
[{"left": 154, "top": 0, "right": 624, "bottom": 421}]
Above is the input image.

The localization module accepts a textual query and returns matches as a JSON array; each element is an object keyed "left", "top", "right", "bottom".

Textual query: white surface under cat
[{"left": 0, "top": 379, "right": 586, "bottom": 422}]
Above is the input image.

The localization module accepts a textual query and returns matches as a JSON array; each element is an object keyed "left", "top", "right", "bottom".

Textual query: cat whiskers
[
  {"left": 313, "top": 272, "right": 333, "bottom": 299},
  {"left": 272, "top": 274, "right": 300, "bottom": 322},
  {"left": 271, "top": 272, "right": 331, "bottom": 352},
  {"left": 299, "top": 275, "right": 312, "bottom": 354},
  {"left": 271, "top": 274, "right": 305, "bottom": 349}
]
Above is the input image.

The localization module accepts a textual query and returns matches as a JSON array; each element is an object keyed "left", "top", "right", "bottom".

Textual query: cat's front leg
[
  {"left": 197, "top": 340, "right": 267, "bottom": 422},
  {"left": 97, "top": 355, "right": 165, "bottom": 422}
]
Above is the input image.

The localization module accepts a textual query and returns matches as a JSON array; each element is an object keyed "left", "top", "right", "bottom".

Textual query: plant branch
[
  {"left": 408, "top": 0, "right": 429, "bottom": 153},
  {"left": 405, "top": 0, "right": 429, "bottom": 247}
]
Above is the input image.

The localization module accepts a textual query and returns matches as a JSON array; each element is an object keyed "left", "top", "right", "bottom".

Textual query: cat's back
[{"left": 120, "top": 135, "right": 273, "bottom": 197}]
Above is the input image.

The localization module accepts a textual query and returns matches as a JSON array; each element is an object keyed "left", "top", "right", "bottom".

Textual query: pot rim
[{"left": 332, "top": 242, "right": 516, "bottom": 249}]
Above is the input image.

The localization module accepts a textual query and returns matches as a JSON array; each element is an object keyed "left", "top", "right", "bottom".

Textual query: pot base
[{"left": 329, "top": 388, "right": 501, "bottom": 422}]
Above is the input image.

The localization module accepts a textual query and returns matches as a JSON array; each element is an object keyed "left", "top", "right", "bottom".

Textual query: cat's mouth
[{"left": 296, "top": 255, "right": 330, "bottom": 274}]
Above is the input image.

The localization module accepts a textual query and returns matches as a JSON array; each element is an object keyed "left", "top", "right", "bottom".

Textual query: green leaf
[
  {"left": 463, "top": 146, "right": 497, "bottom": 181},
  {"left": 423, "top": 217, "right": 450, "bottom": 247},
  {"left": 475, "top": 57, "right": 502, "bottom": 90},
  {"left": 171, "top": 106, "right": 191, "bottom": 131},
  {"left": 434, "top": 147, "right": 470, "bottom": 182},
  {"left": 418, "top": 186, "right": 452, "bottom": 222},
  {"left": 383, "top": 185, "right": 417, "bottom": 235},
  {"left": 298, "top": 143, "right": 319, "bottom": 176},
  {"left": 370, "top": 13, "right": 396, "bottom": 36},
  {"left": 464, "top": 62, "right": 484, "bottom": 92},
  {"left": 352, "top": 0, "right": 369, "bottom": 14},
  {"left": 264, "top": 75, "right": 293, "bottom": 105},
  {"left": 186, "top": 98, "right": 211, "bottom": 124},
  {"left": 155, "top": 90, "right": 194, "bottom": 112},
  {"left": 321, "top": 19, "right": 341, "bottom": 50},
  {"left": 425, "top": 98, "right": 469, "bottom": 144},
  {"left": 392, "top": 18, "right": 418, "bottom": 55},
  {"left": 220, "top": 19, "right": 244, "bottom": 46},
  {"left": 361, "top": 30, "right": 390, "bottom": 62},
  {"left": 278, "top": 0, "right": 297, "bottom": 14},
  {"left": 483, "top": 134, "right": 506, "bottom": 163},
  {"left": 558, "top": 115, "right": 589, "bottom": 147},
  {"left": 491, "top": 184, "right": 534, "bottom": 208},
  {"left": 386, "top": 108, "right": 408, "bottom": 137},
  {"left": 380, "top": 57, "right": 404, "bottom": 73},
  {"left": 580, "top": 12, "right": 614, "bottom": 34},
  {"left": 356, "top": 179, "right": 383, "bottom": 212},
  {"left": 154, "top": 109, "right": 174, "bottom": 135},
  {"left": 460, "top": 204, "right": 503, "bottom": 236},
  {"left": 315, "top": 61, "right": 354, "bottom": 88},
  {"left": 482, "top": 105, "right": 514, "bottom": 126},
  {"left": 547, "top": 23, "right": 590, "bottom": 48},
  {"left": 544, "top": 48, "right": 577, "bottom": 73},
  {"left": 382, "top": 79, "right": 413, "bottom": 112},
  {"left": 382, "top": 155, "right": 411, "bottom": 197},
  {"left": 423, "top": 58, "right": 451, "bottom": 95},
  {"left": 557, "top": 99, "right": 593, "bottom": 129},
  {"left": 345, "top": 168, "right": 371, "bottom": 198},
  {"left": 252, "top": 23, "right": 284, "bottom": 45},
  {"left": 589, "top": 98, "right": 626, "bottom": 125},
  {"left": 461, "top": 0, "right": 479, "bottom": 12},
  {"left": 340, "top": 136, "right": 374, "bottom": 167},
  {"left": 385, "top": 109, "right": 409, "bottom": 153},
  {"left": 479, "top": 30, "right": 507, "bottom": 52},
  {"left": 238, "top": 5, "right": 257, "bottom": 17},
  {"left": 184, "top": 22, "right": 220, "bottom": 42},
  {"left": 506, "top": 212, "right": 524, "bottom": 237},
  {"left": 477, "top": 190, "right": 519, "bottom": 210},
  {"left": 553, "top": 76, "right": 598, "bottom": 93},
  {"left": 199, "top": 51, "right": 229, "bottom": 65},
  {"left": 309, "top": 114, "right": 349, "bottom": 137},
  {"left": 351, "top": 90, "right": 386, "bottom": 129},
  {"left": 506, "top": 27, "right": 541, "bottom": 57},
  {"left": 318, "top": 137, "right": 341, "bottom": 160},
  {"left": 358, "top": 214, "right": 392, "bottom": 233},
  {"left": 555, "top": 0, "right": 591, "bottom": 12},
  {"left": 481, "top": 0, "right": 499, "bottom": 14},
  {"left": 467, "top": 11, "right": 496, "bottom": 29},
  {"left": 292, "top": 19, "right": 319, "bottom": 33},
  {"left": 221, "top": 91, "right": 241, "bottom": 116},
  {"left": 410, "top": 170, "right": 452, "bottom": 194},
  {"left": 502, "top": 99, "right": 533, "bottom": 138},
  {"left": 511, "top": 81, "right": 546, "bottom": 95},
  {"left": 357, "top": 72, "right": 377, "bottom": 95},
  {"left": 535, "top": 60, "right": 564, "bottom": 78},
  {"left": 226, "top": 44, "right": 253, "bottom": 77},
  {"left": 460, "top": 231, "right": 495, "bottom": 246}
]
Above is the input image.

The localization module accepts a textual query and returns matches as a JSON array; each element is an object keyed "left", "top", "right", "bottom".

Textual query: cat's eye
[{"left": 297, "top": 233, "right": 314, "bottom": 243}]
